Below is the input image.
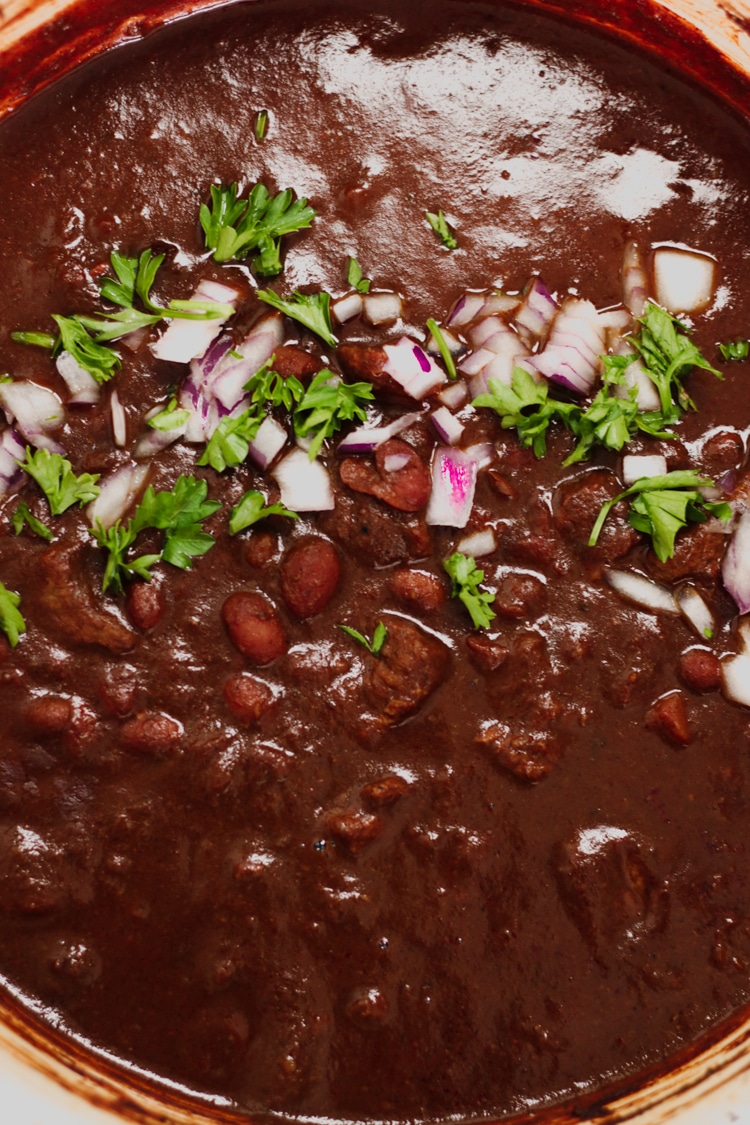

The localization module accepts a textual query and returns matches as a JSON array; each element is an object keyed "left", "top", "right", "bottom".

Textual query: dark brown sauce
[{"left": 1, "top": 1, "right": 750, "bottom": 1122}]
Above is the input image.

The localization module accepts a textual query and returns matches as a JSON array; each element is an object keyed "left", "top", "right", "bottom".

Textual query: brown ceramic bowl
[{"left": 1, "top": 1, "right": 750, "bottom": 1122}]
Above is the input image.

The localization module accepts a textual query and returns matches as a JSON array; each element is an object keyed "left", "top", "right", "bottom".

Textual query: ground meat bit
[
  {"left": 337, "top": 343, "right": 410, "bottom": 399},
  {"left": 119, "top": 711, "right": 182, "bottom": 757},
  {"left": 320, "top": 491, "right": 431, "bottom": 566},
  {"left": 325, "top": 809, "right": 383, "bottom": 854},
  {"left": 477, "top": 721, "right": 561, "bottom": 782},
  {"left": 699, "top": 429, "right": 745, "bottom": 478},
  {"left": 466, "top": 635, "right": 510, "bottom": 673},
  {"left": 38, "top": 544, "right": 135, "bottom": 654},
  {"left": 554, "top": 469, "right": 640, "bottom": 561},
  {"left": 24, "top": 695, "right": 72, "bottom": 738},
  {"left": 223, "top": 674, "right": 275, "bottom": 724},
  {"left": 270, "top": 344, "right": 321, "bottom": 380},
  {"left": 678, "top": 647, "right": 721, "bottom": 693},
  {"left": 503, "top": 533, "right": 571, "bottom": 576},
  {"left": 390, "top": 568, "right": 446, "bottom": 611},
  {"left": 361, "top": 775, "right": 409, "bottom": 807},
  {"left": 365, "top": 618, "right": 449, "bottom": 724},
  {"left": 126, "top": 579, "right": 165, "bottom": 631},
  {"left": 279, "top": 538, "right": 341, "bottom": 618},
  {"left": 645, "top": 522, "right": 725, "bottom": 583},
  {"left": 493, "top": 572, "right": 546, "bottom": 619},
  {"left": 222, "top": 591, "right": 286, "bottom": 664},
  {"left": 645, "top": 690, "right": 692, "bottom": 746},
  {"left": 339, "top": 439, "right": 431, "bottom": 512},
  {"left": 243, "top": 531, "right": 278, "bottom": 568}
]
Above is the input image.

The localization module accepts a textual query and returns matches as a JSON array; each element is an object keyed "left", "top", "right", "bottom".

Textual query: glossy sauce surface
[{"left": 0, "top": 2, "right": 750, "bottom": 1121}]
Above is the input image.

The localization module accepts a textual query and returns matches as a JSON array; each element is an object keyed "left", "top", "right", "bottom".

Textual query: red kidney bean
[
  {"left": 24, "top": 695, "right": 72, "bottom": 738},
  {"left": 243, "top": 531, "right": 277, "bottom": 569},
  {"left": 126, "top": 580, "right": 165, "bottom": 631},
  {"left": 279, "top": 539, "right": 341, "bottom": 618},
  {"left": 120, "top": 712, "right": 182, "bottom": 757},
  {"left": 678, "top": 647, "right": 721, "bottom": 693},
  {"left": 222, "top": 592, "right": 286, "bottom": 664},
  {"left": 223, "top": 674, "right": 275, "bottom": 724},
  {"left": 390, "top": 568, "right": 445, "bottom": 611}
]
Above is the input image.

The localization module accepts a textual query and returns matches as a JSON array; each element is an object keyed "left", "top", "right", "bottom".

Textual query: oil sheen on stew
[{"left": 1, "top": 0, "right": 750, "bottom": 1120}]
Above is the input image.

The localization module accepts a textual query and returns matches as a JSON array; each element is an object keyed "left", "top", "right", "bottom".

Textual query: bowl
[{"left": 2, "top": 0, "right": 750, "bottom": 1122}]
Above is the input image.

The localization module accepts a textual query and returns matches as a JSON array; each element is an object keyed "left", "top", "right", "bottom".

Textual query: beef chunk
[
  {"left": 645, "top": 521, "right": 725, "bottom": 583},
  {"left": 365, "top": 618, "right": 449, "bottom": 724},
  {"left": 339, "top": 439, "right": 431, "bottom": 512},
  {"left": 555, "top": 469, "right": 640, "bottom": 561},
  {"left": 38, "top": 544, "right": 135, "bottom": 654}
]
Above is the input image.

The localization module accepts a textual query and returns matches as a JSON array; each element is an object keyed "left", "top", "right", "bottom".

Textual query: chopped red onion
[
  {"left": 674, "top": 585, "right": 715, "bottom": 639},
  {"left": 337, "top": 410, "right": 423, "bottom": 454},
  {"left": 467, "top": 316, "right": 510, "bottom": 349},
  {"left": 332, "top": 292, "right": 364, "bottom": 324},
  {"left": 622, "top": 453, "right": 667, "bottom": 486},
  {"left": 722, "top": 509, "right": 750, "bottom": 613},
  {"left": 383, "top": 452, "right": 412, "bottom": 473},
  {"left": 247, "top": 416, "right": 288, "bottom": 470},
  {"left": 149, "top": 278, "right": 239, "bottom": 364},
  {"left": 383, "top": 338, "right": 446, "bottom": 399},
  {"left": 597, "top": 306, "right": 632, "bottom": 332},
  {"left": 110, "top": 390, "right": 127, "bottom": 448},
  {"left": 622, "top": 241, "right": 650, "bottom": 318},
  {"left": 481, "top": 292, "right": 520, "bottom": 317},
  {"left": 464, "top": 442, "right": 495, "bottom": 469},
  {"left": 0, "top": 428, "right": 27, "bottom": 495},
  {"left": 271, "top": 448, "right": 334, "bottom": 511},
  {"left": 363, "top": 292, "right": 403, "bottom": 326},
  {"left": 605, "top": 569, "right": 680, "bottom": 615},
  {"left": 459, "top": 347, "right": 495, "bottom": 377},
  {"left": 654, "top": 246, "right": 716, "bottom": 314},
  {"left": 721, "top": 652, "right": 750, "bottom": 708},
  {"left": 87, "top": 463, "right": 150, "bottom": 530},
  {"left": 56, "top": 350, "right": 101, "bottom": 405},
  {"left": 459, "top": 321, "right": 531, "bottom": 397},
  {"left": 426, "top": 446, "right": 480, "bottom": 528},
  {"left": 120, "top": 326, "right": 149, "bottom": 353},
  {"left": 447, "top": 292, "right": 487, "bottom": 328},
  {"left": 212, "top": 314, "right": 284, "bottom": 413},
  {"left": 431, "top": 406, "right": 464, "bottom": 446},
  {"left": 134, "top": 403, "right": 189, "bottom": 460},
  {"left": 514, "top": 276, "right": 558, "bottom": 345},
  {"left": 438, "top": 382, "right": 468, "bottom": 409},
  {"left": 528, "top": 298, "right": 605, "bottom": 396},
  {"left": 612, "top": 346, "right": 660, "bottom": 412},
  {"left": 457, "top": 528, "right": 497, "bottom": 558},
  {"left": 0, "top": 380, "right": 66, "bottom": 453}
]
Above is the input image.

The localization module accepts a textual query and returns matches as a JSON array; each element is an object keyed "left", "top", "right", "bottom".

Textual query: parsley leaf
[
  {"left": 425, "top": 209, "right": 458, "bottom": 250},
  {"left": 200, "top": 183, "right": 315, "bottom": 273},
  {"left": 347, "top": 257, "right": 371, "bottom": 294},
  {"left": 229, "top": 490, "right": 298, "bottom": 535},
  {"left": 719, "top": 339, "right": 750, "bottom": 361},
  {"left": 631, "top": 302, "right": 721, "bottom": 417},
  {"left": 197, "top": 409, "right": 264, "bottom": 472},
  {"left": 473, "top": 368, "right": 578, "bottom": 458},
  {"left": 338, "top": 621, "right": 388, "bottom": 655},
  {"left": 51, "top": 315, "right": 123, "bottom": 383},
  {"left": 257, "top": 289, "right": 337, "bottom": 347},
  {"left": 294, "top": 369, "right": 373, "bottom": 460},
  {"left": 92, "top": 521, "right": 161, "bottom": 594},
  {"left": 11, "top": 502, "right": 53, "bottom": 541},
  {"left": 589, "top": 469, "right": 732, "bottom": 561},
  {"left": 0, "top": 582, "right": 25, "bottom": 647},
  {"left": 443, "top": 552, "right": 496, "bottom": 629},
  {"left": 19, "top": 448, "right": 100, "bottom": 516},
  {"left": 426, "top": 318, "right": 457, "bottom": 380},
  {"left": 244, "top": 360, "right": 305, "bottom": 412},
  {"left": 148, "top": 398, "right": 191, "bottom": 432}
]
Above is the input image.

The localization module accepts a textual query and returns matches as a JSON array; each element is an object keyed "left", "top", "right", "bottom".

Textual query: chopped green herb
[
  {"left": 229, "top": 490, "right": 298, "bottom": 535},
  {"left": 10, "top": 331, "right": 56, "bottom": 349},
  {"left": 200, "top": 182, "right": 315, "bottom": 273},
  {"left": 257, "top": 289, "right": 337, "bottom": 347},
  {"left": 719, "top": 339, "right": 750, "bottom": 361},
  {"left": 347, "top": 257, "right": 371, "bottom": 294},
  {"left": 443, "top": 552, "right": 496, "bottom": 629},
  {"left": 11, "top": 502, "right": 53, "bottom": 541},
  {"left": 0, "top": 581, "right": 25, "bottom": 647},
  {"left": 51, "top": 315, "right": 123, "bottom": 383},
  {"left": 244, "top": 360, "right": 305, "bottom": 412},
  {"left": 588, "top": 469, "right": 732, "bottom": 561},
  {"left": 93, "top": 521, "right": 161, "bottom": 594},
  {"left": 425, "top": 318, "right": 457, "bottom": 380},
  {"left": 19, "top": 448, "right": 100, "bottom": 516},
  {"left": 630, "top": 301, "right": 721, "bottom": 418},
  {"left": 148, "top": 398, "right": 191, "bottom": 432},
  {"left": 473, "top": 368, "right": 578, "bottom": 459},
  {"left": 425, "top": 209, "right": 458, "bottom": 250},
  {"left": 197, "top": 409, "right": 264, "bottom": 473},
  {"left": 338, "top": 620, "right": 388, "bottom": 655},
  {"left": 255, "top": 109, "right": 269, "bottom": 141},
  {"left": 294, "top": 369, "right": 373, "bottom": 460}
]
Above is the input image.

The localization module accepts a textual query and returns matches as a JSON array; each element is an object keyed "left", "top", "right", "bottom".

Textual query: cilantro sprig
[
  {"left": 245, "top": 360, "right": 305, "bottom": 412},
  {"left": 257, "top": 289, "right": 337, "bottom": 347},
  {"left": 93, "top": 475, "right": 221, "bottom": 593},
  {"left": 443, "top": 552, "right": 496, "bottom": 629},
  {"left": 719, "top": 339, "right": 750, "bottom": 361},
  {"left": 19, "top": 448, "right": 100, "bottom": 516},
  {"left": 338, "top": 621, "right": 388, "bottom": 655},
  {"left": 294, "top": 370, "right": 373, "bottom": 460},
  {"left": 425, "top": 209, "right": 458, "bottom": 250},
  {"left": 11, "top": 503, "right": 53, "bottom": 541},
  {"left": 200, "top": 183, "right": 315, "bottom": 274},
  {"left": 229, "top": 490, "right": 298, "bottom": 535},
  {"left": 473, "top": 368, "right": 579, "bottom": 458},
  {"left": 629, "top": 302, "right": 721, "bottom": 417},
  {"left": 347, "top": 257, "right": 371, "bottom": 295},
  {"left": 588, "top": 469, "right": 731, "bottom": 561},
  {"left": 0, "top": 582, "right": 25, "bottom": 648}
]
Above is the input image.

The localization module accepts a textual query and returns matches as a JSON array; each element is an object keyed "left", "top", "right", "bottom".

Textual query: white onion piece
[
  {"left": 272, "top": 448, "right": 334, "bottom": 511},
  {"left": 87, "top": 463, "right": 149, "bottom": 530},
  {"left": 383, "top": 338, "right": 446, "bottom": 398},
  {"left": 426, "top": 326, "right": 462, "bottom": 356},
  {"left": 426, "top": 447, "right": 479, "bottom": 528},
  {"left": 150, "top": 279, "right": 239, "bottom": 364},
  {"left": 247, "top": 416, "right": 287, "bottom": 470},
  {"left": 721, "top": 653, "right": 750, "bottom": 708},
  {"left": 0, "top": 428, "right": 27, "bottom": 495},
  {"left": 514, "top": 276, "right": 558, "bottom": 345},
  {"left": 363, "top": 292, "right": 402, "bottom": 326},
  {"left": 737, "top": 616, "right": 750, "bottom": 653},
  {"left": 56, "top": 351, "right": 100, "bottom": 405},
  {"left": 614, "top": 353, "right": 661, "bottom": 412},
  {"left": 722, "top": 509, "right": 750, "bottom": 613},
  {"left": 457, "top": 528, "right": 497, "bottom": 558},
  {"left": 337, "top": 410, "right": 422, "bottom": 454},
  {"left": 605, "top": 569, "right": 680, "bottom": 615},
  {"left": 464, "top": 442, "right": 495, "bottom": 469},
  {"left": 481, "top": 292, "right": 520, "bottom": 316},
  {"left": 431, "top": 406, "right": 464, "bottom": 446},
  {"left": 622, "top": 241, "right": 650, "bottom": 318},
  {"left": 674, "top": 585, "right": 715, "bottom": 639},
  {"left": 438, "top": 382, "right": 468, "bottom": 409},
  {"left": 654, "top": 247, "right": 716, "bottom": 314},
  {"left": 0, "top": 381, "right": 65, "bottom": 453},
  {"left": 110, "top": 390, "right": 127, "bottom": 448},
  {"left": 332, "top": 292, "right": 364, "bottom": 324},
  {"left": 622, "top": 453, "right": 667, "bottom": 486},
  {"left": 383, "top": 452, "right": 412, "bottom": 473}
]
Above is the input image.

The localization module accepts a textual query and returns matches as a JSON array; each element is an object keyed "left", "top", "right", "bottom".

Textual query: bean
[
  {"left": 243, "top": 530, "right": 277, "bottom": 568},
  {"left": 280, "top": 539, "right": 340, "bottom": 618},
  {"left": 222, "top": 591, "right": 286, "bottom": 664},
  {"left": 678, "top": 647, "right": 721, "bottom": 693},
  {"left": 120, "top": 711, "right": 182, "bottom": 757},
  {"left": 223, "top": 674, "right": 275, "bottom": 724},
  {"left": 390, "top": 568, "right": 445, "bottom": 611},
  {"left": 126, "top": 579, "right": 164, "bottom": 631},
  {"left": 25, "top": 695, "right": 72, "bottom": 738}
]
